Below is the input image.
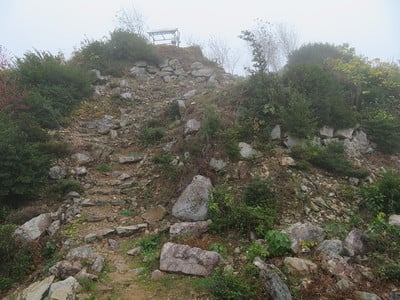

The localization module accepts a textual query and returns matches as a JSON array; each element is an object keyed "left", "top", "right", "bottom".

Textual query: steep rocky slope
[{"left": 4, "top": 46, "right": 400, "bottom": 300}]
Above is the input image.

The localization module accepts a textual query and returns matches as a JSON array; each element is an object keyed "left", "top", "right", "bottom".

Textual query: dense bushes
[
  {"left": 208, "top": 179, "right": 277, "bottom": 236},
  {"left": 281, "top": 91, "right": 316, "bottom": 138},
  {"left": 0, "top": 114, "right": 50, "bottom": 203},
  {"left": 239, "top": 40, "right": 399, "bottom": 147},
  {"left": 0, "top": 49, "right": 94, "bottom": 205},
  {"left": 286, "top": 42, "right": 353, "bottom": 66},
  {"left": 15, "top": 51, "right": 94, "bottom": 128},
  {"left": 283, "top": 64, "right": 356, "bottom": 129},
  {"left": 73, "top": 29, "right": 159, "bottom": 76},
  {"left": 360, "top": 171, "right": 400, "bottom": 215},
  {"left": 196, "top": 268, "right": 254, "bottom": 300},
  {"left": 363, "top": 111, "right": 400, "bottom": 154},
  {"left": 0, "top": 224, "right": 35, "bottom": 291},
  {"left": 291, "top": 142, "right": 369, "bottom": 178}
]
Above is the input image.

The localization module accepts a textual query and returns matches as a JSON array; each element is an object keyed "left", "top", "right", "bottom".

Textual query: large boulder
[
  {"left": 254, "top": 257, "right": 292, "bottom": 300},
  {"left": 172, "top": 175, "right": 213, "bottom": 221},
  {"left": 48, "top": 276, "right": 81, "bottom": 300},
  {"left": 14, "top": 213, "right": 52, "bottom": 242},
  {"left": 343, "top": 229, "right": 366, "bottom": 257},
  {"left": 282, "top": 222, "right": 325, "bottom": 254},
  {"left": 238, "top": 142, "right": 260, "bottom": 159},
  {"left": 159, "top": 242, "right": 223, "bottom": 276},
  {"left": 21, "top": 275, "right": 55, "bottom": 300}
]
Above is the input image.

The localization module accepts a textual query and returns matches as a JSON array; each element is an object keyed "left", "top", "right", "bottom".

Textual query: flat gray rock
[
  {"left": 115, "top": 224, "right": 148, "bottom": 237},
  {"left": 119, "top": 155, "right": 143, "bottom": 164},
  {"left": 169, "top": 220, "right": 211, "bottom": 238},
  {"left": 14, "top": 213, "right": 52, "bottom": 242},
  {"left": 66, "top": 246, "right": 94, "bottom": 261},
  {"left": 159, "top": 242, "right": 223, "bottom": 276}
]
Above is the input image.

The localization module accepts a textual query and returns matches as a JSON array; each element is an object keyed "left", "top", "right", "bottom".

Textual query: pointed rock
[
  {"left": 14, "top": 213, "right": 52, "bottom": 242},
  {"left": 172, "top": 175, "right": 212, "bottom": 221},
  {"left": 254, "top": 257, "right": 292, "bottom": 300},
  {"left": 21, "top": 275, "right": 55, "bottom": 300},
  {"left": 48, "top": 276, "right": 81, "bottom": 300}
]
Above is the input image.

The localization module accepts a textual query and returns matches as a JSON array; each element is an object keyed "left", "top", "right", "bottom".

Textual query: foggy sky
[{"left": 0, "top": 0, "right": 399, "bottom": 73}]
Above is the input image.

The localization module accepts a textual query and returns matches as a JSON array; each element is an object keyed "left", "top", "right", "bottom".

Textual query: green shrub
[
  {"left": 140, "top": 126, "right": 165, "bottom": 146},
  {"left": 323, "top": 221, "right": 349, "bottom": 240},
  {"left": 73, "top": 39, "right": 108, "bottom": 72},
  {"left": 0, "top": 114, "right": 50, "bottom": 203},
  {"left": 167, "top": 101, "right": 181, "bottom": 121},
  {"left": 363, "top": 111, "right": 400, "bottom": 154},
  {"left": 208, "top": 183, "right": 276, "bottom": 236},
  {"left": 291, "top": 141, "right": 369, "bottom": 178},
  {"left": 200, "top": 105, "right": 222, "bottom": 142},
  {"left": 208, "top": 243, "right": 228, "bottom": 257},
  {"left": 38, "top": 141, "right": 72, "bottom": 158},
  {"left": 196, "top": 268, "right": 253, "bottom": 300},
  {"left": 283, "top": 63, "right": 356, "bottom": 129},
  {"left": 96, "top": 164, "right": 112, "bottom": 173},
  {"left": 73, "top": 30, "right": 159, "bottom": 76},
  {"left": 0, "top": 224, "right": 35, "bottom": 291},
  {"left": 360, "top": 171, "right": 400, "bottom": 214},
  {"left": 242, "top": 178, "right": 274, "bottom": 207},
  {"left": 264, "top": 230, "right": 291, "bottom": 257},
  {"left": 135, "top": 234, "right": 162, "bottom": 268},
  {"left": 79, "top": 277, "right": 98, "bottom": 293},
  {"left": 281, "top": 91, "right": 316, "bottom": 138},
  {"left": 42, "top": 241, "right": 57, "bottom": 259},
  {"left": 246, "top": 242, "right": 269, "bottom": 261},
  {"left": 45, "top": 179, "right": 84, "bottom": 201},
  {"left": 217, "top": 127, "right": 241, "bottom": 161},
  {"left": 152, "top": 153, "right": 174, "bottom": 165},
  {"left": 0, "top": 277, "right": 12, "bottom": 291},
  {"left": 363, "top": 213, "right": 400, "bottom": 284},
  {"left": 120, "top": 210, "right": 135, "bottom": 217},
  {"left": 237, "top": 73, "right": 285, "bottom": 140},
  {"left": 16, "top": 51, "right": 94, "bottom": 128},
  {"left": 287, "top": 42, "right": 353, "bottom": 66}
]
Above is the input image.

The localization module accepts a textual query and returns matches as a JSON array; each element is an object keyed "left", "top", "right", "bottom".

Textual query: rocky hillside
[{"left": 3, "top": 46, "right": 400, "bottom": 300}]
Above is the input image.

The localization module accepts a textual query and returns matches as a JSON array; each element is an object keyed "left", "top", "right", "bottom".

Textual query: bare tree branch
[{"left": 116, "top": 4, "right": 148, "bottom": 38}]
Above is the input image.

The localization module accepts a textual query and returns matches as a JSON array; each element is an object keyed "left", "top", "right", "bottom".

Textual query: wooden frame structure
[{"left": 148, "top": 28, "right": 180, "bottom": 47}]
